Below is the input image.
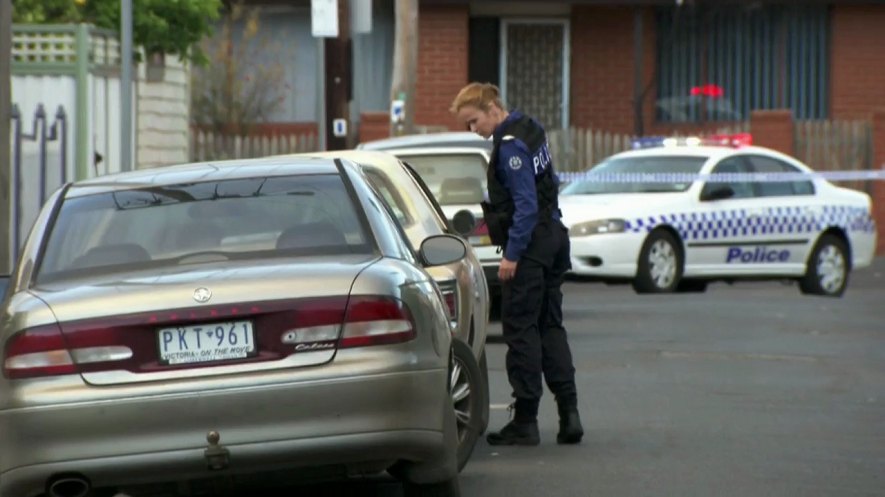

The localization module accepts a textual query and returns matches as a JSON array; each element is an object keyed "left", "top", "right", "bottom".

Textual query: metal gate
[
  {"left": 500, "top": 19, "right": 570, "bottom": 130},
  {"left": 9, "top": 103, "right": 68, "bottom": 262}
]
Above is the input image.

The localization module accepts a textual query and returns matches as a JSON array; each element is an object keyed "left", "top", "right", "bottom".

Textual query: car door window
[
  {"left": 702, "top": 157, "right": 754, "bottom": 199},
  {"left": 401, "top": 161, "right": 453, "bottom": 233},
  {"left": 395, "top": 153, "right": 488, "bottom": 206},
  {"left": 364, "top": 169, "right": 415, "bottom": 227},
  {"left": 746, "top": 155, "right": 815, "bottom": 197}
]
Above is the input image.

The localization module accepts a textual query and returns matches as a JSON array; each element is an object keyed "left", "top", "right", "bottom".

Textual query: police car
[{"left": 558, "top": 134, "right": 877, "bottom": 297}]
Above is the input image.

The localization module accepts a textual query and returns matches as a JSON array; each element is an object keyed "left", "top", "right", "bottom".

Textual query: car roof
[
  {"left": 287, "top": 150, "right": 404, "bottom": 169},
  {"left": 67, "top": 156, "right": 342, "bottom": 197},
  {"left": 380, "top": 146, "right": 490, "bottom": 158},
  {"left": 607, "top": 144, "right": 780, "bottom": 162},
  {"left": 357, "top": 132, "right": 492, "bottom": 151}
]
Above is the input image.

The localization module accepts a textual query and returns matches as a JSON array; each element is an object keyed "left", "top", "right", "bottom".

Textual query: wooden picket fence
[
  {"left": 547, "top": 128, "right": 633, "bottom": 172},
  {"left": 546, "top": 124, "right": 749, "bottom": 172},
  {"left": 794, "top": 119, "right": 873, "bottom": 193},
  {"left": 190, "top": 130, "right": 319, "bottom": 162}
]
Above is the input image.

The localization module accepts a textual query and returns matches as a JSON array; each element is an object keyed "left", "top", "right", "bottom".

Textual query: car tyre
[
  {"left": 632, "top": 230, "right": 683, "bottom": 293},
  {"left": 403, "top": 476, "right": 461, "bottom": 497},
  {"left": 451, "top": 339, "right": 485, "bottom": 472},
  {"left": 799, "top": 234, "right": 849, "bottom": 297},
  {"left": 478, "top": 349, "right": 490, "bottom": 435}
]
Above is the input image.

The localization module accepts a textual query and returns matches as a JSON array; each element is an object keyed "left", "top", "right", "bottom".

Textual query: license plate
[{"left": 158, "top": 321, "right": 256, "bottom": 365}]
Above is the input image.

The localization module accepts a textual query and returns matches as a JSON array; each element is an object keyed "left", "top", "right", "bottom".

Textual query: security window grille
[{"left": 655, "top": 4, "right": 829, "bottom": 123}]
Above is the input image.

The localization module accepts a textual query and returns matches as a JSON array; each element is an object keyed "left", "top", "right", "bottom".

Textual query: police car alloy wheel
[
  {"left": 633, "top": 230, "right": 683, "bottom": 293},
  {"left": 799, "top": 234, "right": 850, "bottom": 297}
]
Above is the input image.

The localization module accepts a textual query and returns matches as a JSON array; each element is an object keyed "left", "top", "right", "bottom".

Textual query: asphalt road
[{"left": 160, "top": 259, "right": 885, "bottom": 496}]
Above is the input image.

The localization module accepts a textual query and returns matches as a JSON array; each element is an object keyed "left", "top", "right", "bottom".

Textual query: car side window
[
  {"left": 400, "top": 161, "right": 453, "bottom": 233},
  {"left": 746, "top": 155, "right": 815, "bottom": 197},
  {"left": 702, "top": 157, "right": 754, "bottom": 199},
  {"left": 364, "top": 169, "right": 414, "bottom": 228}
]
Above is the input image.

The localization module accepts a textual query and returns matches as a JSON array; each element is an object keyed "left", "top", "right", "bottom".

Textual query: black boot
[
  {"left": 557, "top": 404, "right": 584, "bottom": 444},
  {"left": 486, "top": 419, "right": 540, "bottom": 446}
]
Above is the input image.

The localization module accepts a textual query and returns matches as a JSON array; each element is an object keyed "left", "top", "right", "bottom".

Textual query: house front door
[{"left": 500, "top": 19, "right": 570, "bottom": 131}]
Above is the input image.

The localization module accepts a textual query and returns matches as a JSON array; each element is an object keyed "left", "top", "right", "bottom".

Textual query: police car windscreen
[
  {"left": 399, "top": 154, "right": 487, "bottom": 205},
  {"left": 561, "top": 156, "right": 706, "bottom": 195}
]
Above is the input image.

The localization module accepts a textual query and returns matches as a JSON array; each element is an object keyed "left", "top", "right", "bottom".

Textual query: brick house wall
[
  {"left": 414, "top": 5, "right": 469, "bottom": 130},
  {"left": 570, "top": 6, "right": 637, "bottom": 135},
  {"left": 831, "top": 6, "right": 885, "bottom": 120}
]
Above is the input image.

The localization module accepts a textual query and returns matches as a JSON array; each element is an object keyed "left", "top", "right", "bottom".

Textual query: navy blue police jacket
[{"left": 490, "top": 111, "right": 561, "bottom": 262}]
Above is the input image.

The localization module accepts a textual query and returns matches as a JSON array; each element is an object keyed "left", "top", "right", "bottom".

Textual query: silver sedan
[{"left": 0, "top": 157, "right": 466, "bottom": 497}]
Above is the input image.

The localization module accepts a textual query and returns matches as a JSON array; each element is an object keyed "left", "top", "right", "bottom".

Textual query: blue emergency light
[{"left": 630, "top": 133, "right": 753, "bottom": 150}]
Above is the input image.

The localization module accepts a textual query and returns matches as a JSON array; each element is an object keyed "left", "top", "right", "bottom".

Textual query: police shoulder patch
[{"left": 508, "top": 155, "right": 522, "bottom": 170}]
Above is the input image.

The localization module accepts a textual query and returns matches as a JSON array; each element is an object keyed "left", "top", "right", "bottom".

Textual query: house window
[{"left": 655, "top": 4, "right": 829, "bottom": 123}]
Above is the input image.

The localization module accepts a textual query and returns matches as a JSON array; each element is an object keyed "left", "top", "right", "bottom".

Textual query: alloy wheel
[
  {"left": 649, "top": 239, "right": 678, "bottom": 288},
  {"left": 450, "top": 356, "right": 474, "bottom": 444},
  {"left": 816, "top": 244, "right": 846, "bottom": 294}
]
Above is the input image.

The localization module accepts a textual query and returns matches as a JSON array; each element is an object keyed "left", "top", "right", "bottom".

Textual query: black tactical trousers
[{"left": 501, "top": 220, "right": 578, "bottom": 421}]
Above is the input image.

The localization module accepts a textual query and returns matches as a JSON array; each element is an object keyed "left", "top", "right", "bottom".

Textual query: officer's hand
[{"left": 499, "top": 258, "right": 518, "bottom": 281}]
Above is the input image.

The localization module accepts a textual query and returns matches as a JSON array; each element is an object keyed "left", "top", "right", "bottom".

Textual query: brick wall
[
  {"left": 359, "top": 111, "right": 390, "bottom": 143},
  {"left": 872, "top": 110, "right": 885, "bottom": 254},
  {"left": 831, "top": 6, "right": 885, "bottom": 120},
  {"left": 749, "top": 110, "right": 794, "bottom": 157},
  {"left": 415, "top": 5, "right": 469, "bottom": 130},
  {"left": 570, "top": 6, "right": 636, "bottom": 135}
]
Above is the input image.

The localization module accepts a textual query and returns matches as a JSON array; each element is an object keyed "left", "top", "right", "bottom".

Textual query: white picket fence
[{"left": 190, "top": 130, "right": 320, "bottom": 162}]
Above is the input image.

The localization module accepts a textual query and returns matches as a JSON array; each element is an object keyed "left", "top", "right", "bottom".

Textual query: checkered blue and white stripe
[{"left": 624, "top": 205, "right": 875, "bottom": 241}]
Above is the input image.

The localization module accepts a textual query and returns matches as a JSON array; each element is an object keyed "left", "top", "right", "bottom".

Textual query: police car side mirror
[
  {"left": 701, "top": 185, "right": 735, "bottom": 202},
  {"left": 452, "top": 210, "right": 477, "bottom": 236}
]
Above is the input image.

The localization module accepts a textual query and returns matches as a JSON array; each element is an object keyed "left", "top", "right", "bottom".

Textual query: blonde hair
[{"left": 450, "top": 82, "right": 505, "bottom": 114}]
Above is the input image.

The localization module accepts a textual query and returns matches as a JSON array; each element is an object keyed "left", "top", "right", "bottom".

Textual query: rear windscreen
[{"left": 36, "top": 174, "right": 372, "bottom": 283}]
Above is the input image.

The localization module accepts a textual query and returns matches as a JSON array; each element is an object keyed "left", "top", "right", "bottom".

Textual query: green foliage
[
  {"left": 12, "top": 0, "right": 223, "bottom": 64},
  {"left": 191, "top": 3, "right": 291, "bottom": 134}
]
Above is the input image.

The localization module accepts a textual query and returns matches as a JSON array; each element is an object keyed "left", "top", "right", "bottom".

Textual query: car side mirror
[
  {"left": 701, "top": 185, "right": 735, "bottom": 201},
  {"left": 451, "top": 210, "right": 477, "bottom": 236},
  {"left": 419, "top": 235, "right": 467, "bottom": 267}
]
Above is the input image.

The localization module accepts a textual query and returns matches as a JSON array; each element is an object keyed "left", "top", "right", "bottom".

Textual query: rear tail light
[
  {"left": 3, "top": 323, "right": 137, "bottom": 379},
  {"left": 468, "top": 220, "right": 492, "bottom": 247},
  {"left": 437, "top": 280, "right": 459, "bottom": 330},
  {"left": 339, "top": 296, "right": 416, "bottom": 348},
  {"left": 276, "top": 296, "right": 416, "bottom": 349},
  {"left": 4, "top": 324, "right": 78, "bottom": 379}
]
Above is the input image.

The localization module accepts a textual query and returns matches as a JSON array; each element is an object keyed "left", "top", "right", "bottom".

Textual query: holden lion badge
[{"left": 193, "top": 287, "right": 212, "bottom": 303}]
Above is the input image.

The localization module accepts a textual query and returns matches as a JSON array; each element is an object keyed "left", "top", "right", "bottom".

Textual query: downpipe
[{"left": 46, "top": 474, "right": 90, "bottom": 497}]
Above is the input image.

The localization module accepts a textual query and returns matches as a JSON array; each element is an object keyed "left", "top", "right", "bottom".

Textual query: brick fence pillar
[
  {"left": 750, "top": 110, "right": 795, "bottom": 157},
  {"left": 358, "top": 112, "right": 391, "bottom": 145},
  {"left": 872, "top": 110, "right": 885, "bottom": 254}
]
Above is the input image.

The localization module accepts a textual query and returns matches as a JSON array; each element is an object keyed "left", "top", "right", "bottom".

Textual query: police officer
[{"left": 450, "top": 82, "right": 583, "bottom": 445}]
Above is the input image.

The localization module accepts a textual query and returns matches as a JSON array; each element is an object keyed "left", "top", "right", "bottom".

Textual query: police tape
[{"left": 557, "top": 170, "right": 885, "bottom": 183}]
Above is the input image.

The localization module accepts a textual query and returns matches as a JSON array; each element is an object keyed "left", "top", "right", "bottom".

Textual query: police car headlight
[{"left": 569, "top": 219, "right": 626, "bottom": 237}]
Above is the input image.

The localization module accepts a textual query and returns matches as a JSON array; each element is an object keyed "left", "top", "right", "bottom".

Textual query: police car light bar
[{"left": 631, "top": 133, "right": 753, "bottom": 150}]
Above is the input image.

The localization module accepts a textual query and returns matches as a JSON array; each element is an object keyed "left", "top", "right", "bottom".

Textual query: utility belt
[{"left": 480, "top": 201, "right": 559, "bottom": 249}]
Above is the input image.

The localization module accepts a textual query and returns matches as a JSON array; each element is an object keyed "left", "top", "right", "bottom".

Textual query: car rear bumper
[{"left": 0, "top": 368, "right": 452, "bottom": 497}]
